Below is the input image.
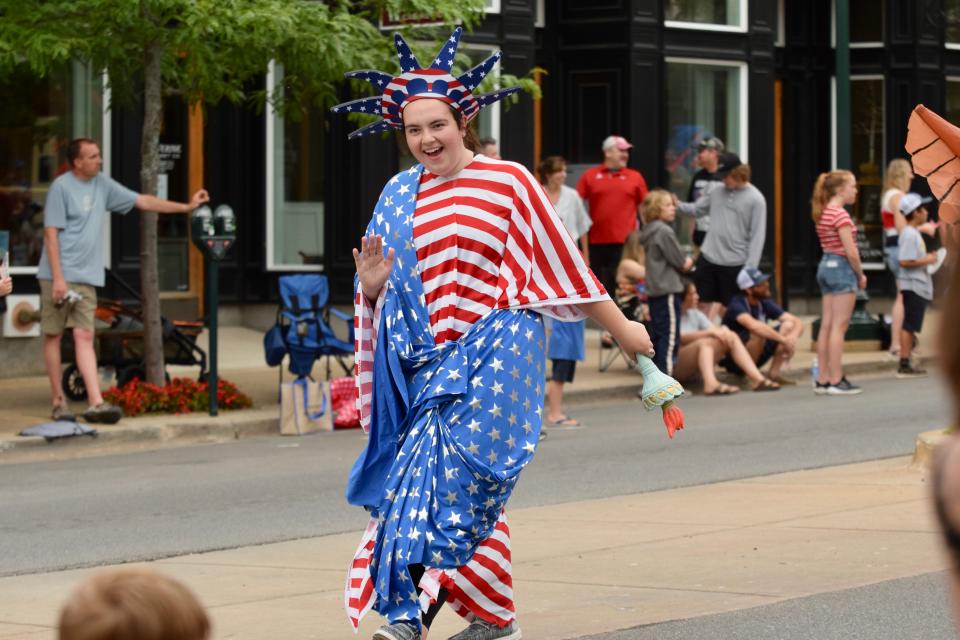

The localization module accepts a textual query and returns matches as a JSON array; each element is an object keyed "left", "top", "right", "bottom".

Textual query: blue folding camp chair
[{"left": 264, "top": 274, "right": 354, "bottom": 382}]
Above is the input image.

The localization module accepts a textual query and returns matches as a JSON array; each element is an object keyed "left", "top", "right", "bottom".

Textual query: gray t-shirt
[
  {"left": 897, "top": 225, "right": 933, "bottom": 300},
  {"left": 37, "top": 172, "right": 138, "bottom": 287},
  {"left": 678, "top": 182, "right": 767, "bottom": 268},
  {"left": 680, "top": 307, "right": 712, "bottom": 334}
]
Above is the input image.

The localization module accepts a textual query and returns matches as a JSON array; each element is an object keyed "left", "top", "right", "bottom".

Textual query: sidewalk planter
[{"left": 103, "top": 378, "right": 252, "bottom": 417}]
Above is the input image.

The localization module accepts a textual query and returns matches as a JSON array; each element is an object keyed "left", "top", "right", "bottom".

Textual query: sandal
[
  {"left": 704, "top": 383, "right": 739, "bottom": 396},
  {"left": 549, "top": 416, "right": 582, "bottom": 426},
  {"left": 752, "top": 378, "right": 781, "bottom": 392}
]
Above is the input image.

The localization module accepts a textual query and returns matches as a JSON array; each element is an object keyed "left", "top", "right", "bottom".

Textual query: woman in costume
[{"left": 334, "top": 28, "right": 654, "bottom": 640}]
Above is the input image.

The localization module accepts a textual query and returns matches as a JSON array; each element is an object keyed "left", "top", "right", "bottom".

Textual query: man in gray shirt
[
  {"left": 38, "top": 137, "right": 209, "bottom": 423},
  {"left": 678, "top": 153, "right": 766, "bottom": 318}
]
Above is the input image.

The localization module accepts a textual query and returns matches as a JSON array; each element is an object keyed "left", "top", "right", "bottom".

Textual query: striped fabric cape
[{"left": 344, "top": 163, "right": 607, "bottom": 629}]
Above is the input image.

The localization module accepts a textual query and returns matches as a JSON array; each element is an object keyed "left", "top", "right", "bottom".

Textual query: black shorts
[
  {"left": 695, "top": 256, "right": 743, "bottom": 306},
  {"left": 902, "top": 290, "right": 928, "bottom": 334},
  {"left": 720, "top": 328, "right": 779, "bottom": 375},
  {"left": 551, "top": 359, "right": 577, "bottom": 383}
]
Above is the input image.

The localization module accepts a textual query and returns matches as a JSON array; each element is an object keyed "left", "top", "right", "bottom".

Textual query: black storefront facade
[{"left": 4, "top": 0, "right": 960, "bottom": 350}]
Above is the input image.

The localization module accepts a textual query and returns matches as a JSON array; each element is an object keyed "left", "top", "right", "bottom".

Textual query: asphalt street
[{"left": 0, "top": 375, "right": 949, "bottom": 579}]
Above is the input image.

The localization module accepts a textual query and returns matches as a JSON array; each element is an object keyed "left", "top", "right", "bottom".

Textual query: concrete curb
[
  {"left": 913, "top": 429, "right": 949, "bottom": 468},
  {"left": 0, "top": 356, "right": 919, "bottom": 460},
  {"left": 0, "top": 408, "right": 279, "bottom": 457}
]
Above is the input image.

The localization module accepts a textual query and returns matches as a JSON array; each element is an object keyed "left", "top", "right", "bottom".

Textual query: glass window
[
  {"left": 849, "top": 0, "right": 883, "bottom": 43},
  {"left": 948, "top": 0, "right": 960, "bottom": 44},
  {"left": 664, "top": 59, "right": 745, "bottom": 244},
  {"left": 665, "top": 0, "right": 745, "bottom": 29},
  {"left": 849, "top": 77, "right": 884, "bottom": 267},
  {"left": 0, "top": 60, "right": 102, "bottom": 270},
  {"left": 268, "top": 63, "right": 325, "bottom": 270}
]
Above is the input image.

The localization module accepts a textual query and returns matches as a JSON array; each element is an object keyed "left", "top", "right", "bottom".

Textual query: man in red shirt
[{"left": 576, "top": 135, "right": 649, "bottom": 298}]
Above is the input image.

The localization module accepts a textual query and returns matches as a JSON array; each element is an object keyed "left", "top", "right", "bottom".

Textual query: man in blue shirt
[
  {"left": 38, "top": 137, "right": 209, "bottom": 423},
  {"left": 721, "top": 267, "right": 804, "bottom": 384}
]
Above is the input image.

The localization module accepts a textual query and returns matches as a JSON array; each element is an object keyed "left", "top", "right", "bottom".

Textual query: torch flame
[{"left": 661, "top": 401, "right": 685, "bottom": 439}]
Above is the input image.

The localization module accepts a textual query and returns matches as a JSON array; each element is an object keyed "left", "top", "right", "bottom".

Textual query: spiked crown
[{"left": 330, "top": 26, "right": 520, "bottom": 139}]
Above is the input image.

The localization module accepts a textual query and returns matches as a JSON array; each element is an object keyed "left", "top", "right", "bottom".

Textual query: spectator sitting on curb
[
  {"left": 720, "top": 267, "right": 803, "bottom": 385},
  {"left": 59, "top": 568, "right": 210, "bottom": 640},
  {"left": 675, "top": 281, "right": 780, "bottom": 394},
  {"left": 614, "top": 230, "right": 648, "bottom": 325},
  {"left": 0, "top": 277, "right": 10, "bottom": 296}
]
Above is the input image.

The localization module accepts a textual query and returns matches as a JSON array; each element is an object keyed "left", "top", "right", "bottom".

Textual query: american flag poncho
[{"left": 344, "top": 157, "right": 607, "bottom": 630}]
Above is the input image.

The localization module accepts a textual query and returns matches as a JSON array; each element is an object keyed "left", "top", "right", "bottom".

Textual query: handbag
[
  {"left": 329, "top": 376, "right": 361, "bottom": 429},
  {"left": 279, "top": 377, "right": 332, "bottom": 435}
]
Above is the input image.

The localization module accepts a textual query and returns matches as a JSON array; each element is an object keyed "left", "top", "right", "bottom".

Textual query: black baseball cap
[{"left": 715, "top": 152, "right": 743, "bottom": 177}]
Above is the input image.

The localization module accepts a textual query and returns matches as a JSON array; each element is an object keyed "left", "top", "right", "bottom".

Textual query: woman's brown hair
[
  {"left": 537, "top": 156, "right": 566, "bottom": 186},
  {"left": 810, "top": 170, "right": 855, "bottom": 222},
  {"left": 450, "top": 107, "right": 480, "bottom": 152}
]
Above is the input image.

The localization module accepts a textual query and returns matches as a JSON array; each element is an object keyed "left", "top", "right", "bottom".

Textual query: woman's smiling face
[{"left": 402, "top": 99, "right": 471, "bottom": 177}]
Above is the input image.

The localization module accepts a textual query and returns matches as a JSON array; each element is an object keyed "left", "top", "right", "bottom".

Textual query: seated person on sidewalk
[
  {"left": 896, "top": 193, "right": 937, "bottom": 379},
  {"left": 0, "top": 277, "right": 10, "bottom": 296},
  {"left": 609, "top": 230, "right": 648, "bottom": 334},
  {"left": 59, "top": 568, "right": 210, "bottom": 640},
  {"left": 721, "top": 267, "right": 803, "bottom": 384},
  {"left": 675, "top": 281, "right": 780, "bottom": 394}
]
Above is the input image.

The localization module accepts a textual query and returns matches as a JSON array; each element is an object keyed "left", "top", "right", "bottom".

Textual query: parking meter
[{"left": 190, "top": 204, "right": 237, "bottom": 416}]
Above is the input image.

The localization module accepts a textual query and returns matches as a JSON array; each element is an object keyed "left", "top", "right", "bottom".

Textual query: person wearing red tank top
[
  {"left": 880, "top": 159, "right": 913, "bottom": 356},
  {"left": 811, "top": 170, "right": 866, "bottom": 396}
]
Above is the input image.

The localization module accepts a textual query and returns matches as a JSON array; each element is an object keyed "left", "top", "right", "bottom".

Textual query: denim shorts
[{"left": 817, "top": 254, "right": 858, "bottom": 295}]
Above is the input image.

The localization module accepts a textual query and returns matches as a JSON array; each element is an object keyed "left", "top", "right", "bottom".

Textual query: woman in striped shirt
[{"left": 812, "top": 170, "right": 867, "bottom": 395}]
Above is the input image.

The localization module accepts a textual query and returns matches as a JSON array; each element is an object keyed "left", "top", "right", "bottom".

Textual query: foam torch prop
[
  {"left": 635, "top": 354, "right": 686, "bottom": 439},
  {"left": 905, "top": 104, "right": 960, "bottom": 224}
]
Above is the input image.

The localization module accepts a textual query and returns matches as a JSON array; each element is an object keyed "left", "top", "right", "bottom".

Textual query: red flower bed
[{"left": 103, "top": 377, "right": 253, "bottom": 417}]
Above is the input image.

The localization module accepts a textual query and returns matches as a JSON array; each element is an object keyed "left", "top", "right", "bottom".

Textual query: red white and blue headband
[{"left": 330, "top": 26, "right": 520, "bottom": 139}]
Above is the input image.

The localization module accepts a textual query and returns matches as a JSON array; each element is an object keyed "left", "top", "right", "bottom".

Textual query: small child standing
[
  {"left": 639, "top": 189, "right": 694, "bottom": 375},
  {"left": 896, "top": 192, "right": 937, "bottom": 378}
]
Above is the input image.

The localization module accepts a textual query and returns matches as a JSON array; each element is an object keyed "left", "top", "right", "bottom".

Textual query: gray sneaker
[
  {"left": 373, "top": 622, "right": 421, "bottom": 640},
  {"left": 447, "top": 619, "right": 522, "bottom": 640},
  {"left": 82, "top": 402, "right": 123, "bottom": 425},
  {"left": 51, "top": 403, "right": 76, "bottom": 422}
]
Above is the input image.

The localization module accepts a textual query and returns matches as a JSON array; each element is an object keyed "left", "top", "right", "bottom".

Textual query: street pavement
[{"left": 0, "top": 315, "right": 954, "bottom": 639}]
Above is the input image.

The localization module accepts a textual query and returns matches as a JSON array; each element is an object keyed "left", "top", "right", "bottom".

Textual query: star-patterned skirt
[{"left": 367, "top": 308, "right": 546, "bottom": 623}]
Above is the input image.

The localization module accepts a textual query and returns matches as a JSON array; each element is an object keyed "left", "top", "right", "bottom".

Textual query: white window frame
[
  {"left": 664, "top": 0, "right": 748, "bottom": 33},
  {"left": 10, "top": 67, "right": 111, "bottom": 276},
  {"left": 663, "top": 57, "right": 750, "bottom": 163},
  {"left": 775, "top": 0, "right": 786, "bottom": 47},
  {"left": 485, "top": 0, "right": 501, "bottom": 13},
  {"left": 265, "top": 60, "right": 324, "bottom": 272},
  {"left": 535, "top": 0, "right": 545, "bottom": 28},
  {"left": 831, "top": 73, "right": 886, "bottom": 270}
]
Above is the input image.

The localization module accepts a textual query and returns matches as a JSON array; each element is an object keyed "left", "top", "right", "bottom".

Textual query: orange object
[
  {"left": 661, "top": 401, "right": 685, "bottom": 439},
  {"left": 905, "top": 105, "right": 960, "bottom": 224}
]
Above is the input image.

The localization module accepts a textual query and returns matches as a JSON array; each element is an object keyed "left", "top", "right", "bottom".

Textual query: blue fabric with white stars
[{"left": 345, "top": 165, "right": 546, "bottom": 625}]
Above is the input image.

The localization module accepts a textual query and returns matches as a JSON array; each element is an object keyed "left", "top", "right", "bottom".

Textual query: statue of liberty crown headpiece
[{"left": 330, "top": 26, "right": 521, "bottom": 140}]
